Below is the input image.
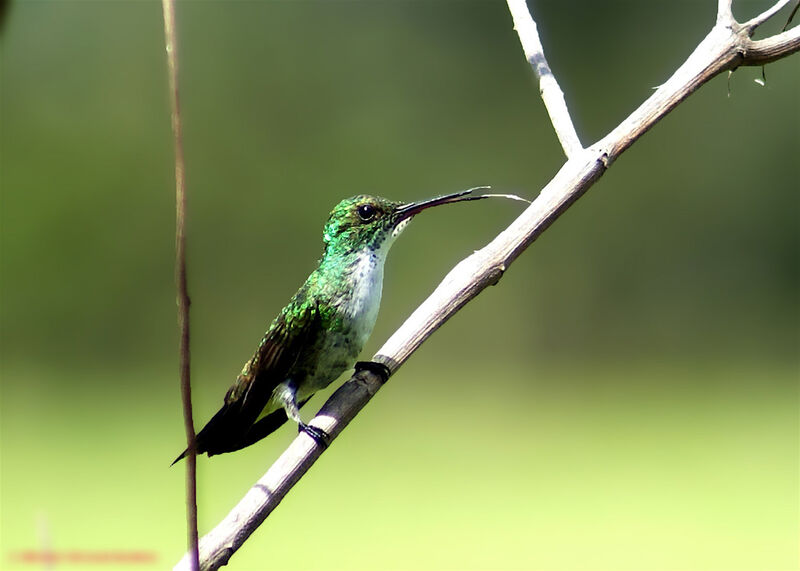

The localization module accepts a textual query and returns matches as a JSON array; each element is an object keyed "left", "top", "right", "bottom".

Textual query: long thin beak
[{"left": 394, "top": 186, "right": 491, "bottom": 224}]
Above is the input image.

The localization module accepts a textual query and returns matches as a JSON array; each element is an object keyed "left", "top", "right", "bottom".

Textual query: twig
[
  {"left": 743, "top": 0, "right": 794, "bottom": 32},
  {"left": 176, "top": 2, "right": 799, "bottom": 569},
  {"left": 505, "top": 0, "right": 582, "bottom": 158},
  {"left": 783, "top": 0, "right": 799, "bottom": 31},
  {"left": 162, "top": 1, "right": 199, "bottom": 570},
  {"left": 742, "top": 22, "right": 800, "bottom": 63},
  {"left": 717, "top": 0, "right": 734, "bottom": 24}
]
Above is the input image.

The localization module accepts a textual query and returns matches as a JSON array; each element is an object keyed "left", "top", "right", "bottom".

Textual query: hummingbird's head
[
  {"left": 322, "top": 195, "right": 402, "bottom": 257},
  {"left": 322, "top": 189, "right": 488, "bottom": 257}
]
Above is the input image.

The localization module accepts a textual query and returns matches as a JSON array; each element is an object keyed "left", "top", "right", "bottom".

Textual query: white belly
[{"left": 346, "top": 250, "right": 385, "bottom": 349}]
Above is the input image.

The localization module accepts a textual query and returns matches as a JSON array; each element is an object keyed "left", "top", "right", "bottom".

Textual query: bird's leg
[{"left": 272, "top": 382, "right": 330, "bottom": 448}]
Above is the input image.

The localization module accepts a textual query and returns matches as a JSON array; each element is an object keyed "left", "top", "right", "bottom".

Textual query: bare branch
[
  {"left": 175, "top": 9, "right": 800, "bottom": 571},
  {"left": 743, "top": 0, "right": 795, "bottom": 32},
  {"left": 743, "top": 23, "right": 800, "bottom": 63},
  {"left": 505, "top": 0, "right": 583, "bottom": 158},
  {"left": 717, "top": 0, "right": 734, "bottom": 24},
  {"left": 162, "top": 0, "right": 199, "bottom": 569}
]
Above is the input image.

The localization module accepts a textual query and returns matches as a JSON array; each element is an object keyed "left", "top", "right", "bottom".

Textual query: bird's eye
[{"left": 357, "top": 204, "right": 376, "bottom": 222}]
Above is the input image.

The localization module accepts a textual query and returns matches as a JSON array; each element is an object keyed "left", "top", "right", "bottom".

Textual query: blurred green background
[{"left": 1, "top": 0, "right": 798, "bottom": 569}]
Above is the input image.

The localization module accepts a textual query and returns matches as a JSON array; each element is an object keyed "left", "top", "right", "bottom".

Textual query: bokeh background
[{"left": 1, "top": 1, "right": 797, "bottom": 569}]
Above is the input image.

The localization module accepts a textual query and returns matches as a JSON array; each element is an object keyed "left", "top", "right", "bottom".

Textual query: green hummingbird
[{"left": 173, "top": 188, "right": 495, "bottom": 463}]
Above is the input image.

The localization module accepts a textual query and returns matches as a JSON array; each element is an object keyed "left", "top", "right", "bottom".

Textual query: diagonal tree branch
[{"left": 176, "top": 2, "right": 799, "bottom": 569}]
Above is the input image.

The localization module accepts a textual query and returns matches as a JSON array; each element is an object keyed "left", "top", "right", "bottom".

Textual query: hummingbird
[{"left": 173, "top": 188, "right": 496, "bottom": 463}]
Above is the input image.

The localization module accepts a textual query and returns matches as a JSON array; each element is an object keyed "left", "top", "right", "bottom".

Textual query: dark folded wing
[{"left": 173, "top": 300, "right": 320, "bottom": 462}]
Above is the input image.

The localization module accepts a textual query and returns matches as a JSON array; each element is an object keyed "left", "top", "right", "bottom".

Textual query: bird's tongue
[{"left": 394, "top": 186, "right": 492, "bottom": 223}]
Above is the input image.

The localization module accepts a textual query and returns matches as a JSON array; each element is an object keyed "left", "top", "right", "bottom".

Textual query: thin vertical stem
[{"left": 161, "top": 1, "right": 199, "bottom": 570}]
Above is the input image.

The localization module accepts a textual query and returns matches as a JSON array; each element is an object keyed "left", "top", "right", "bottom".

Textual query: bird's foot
[
  {"left": 299, "top": 423, "right": 331, "bottom": 449},
  {"left": 355, "top": 361, "right": 392, "bottom": 382}
]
